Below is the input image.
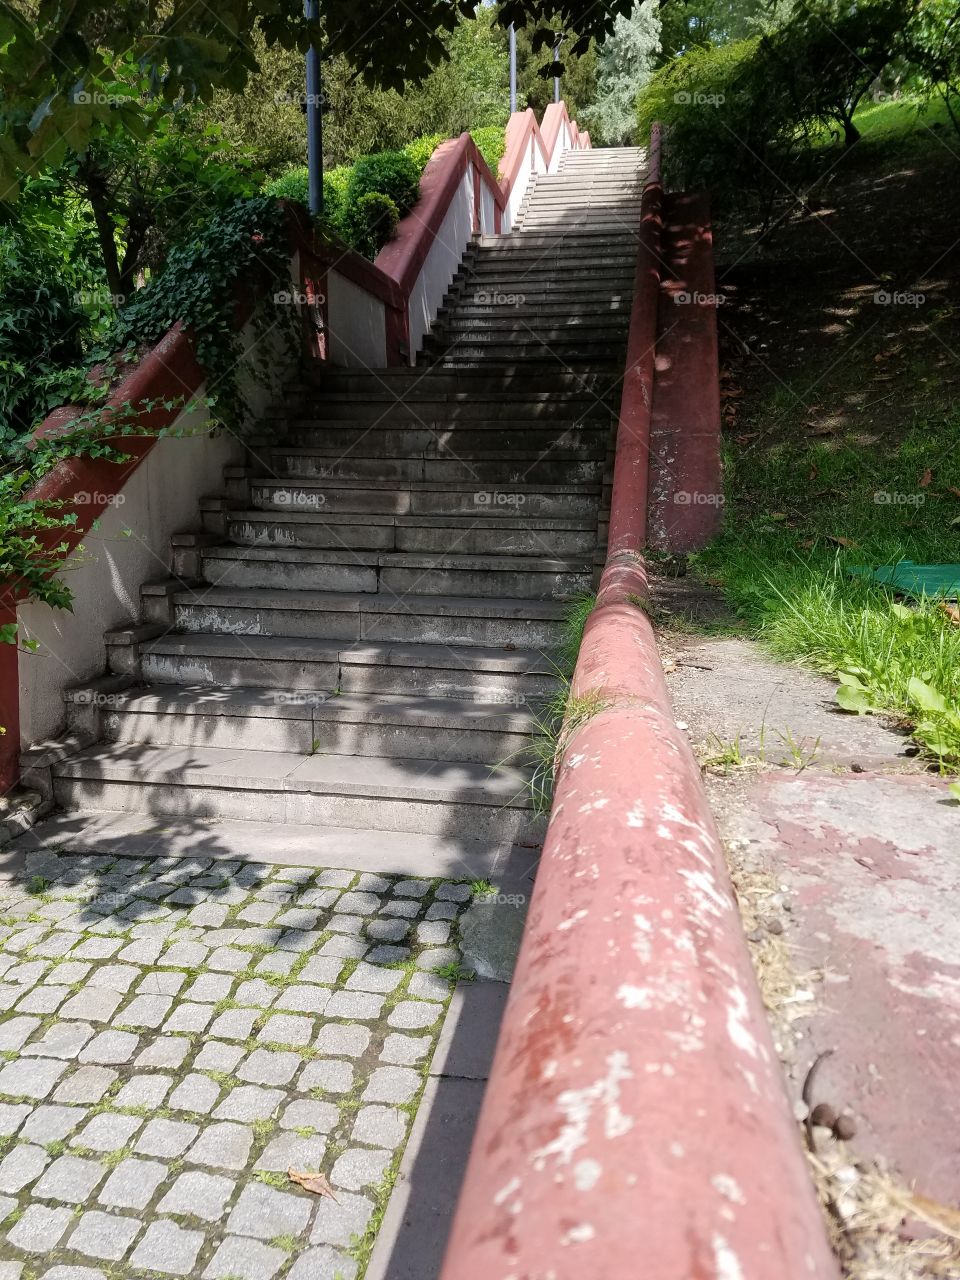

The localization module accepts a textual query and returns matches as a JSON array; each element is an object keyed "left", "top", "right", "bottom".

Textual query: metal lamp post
[
  {"left": 304, "top": 0, "right": 324, "bottom": 214},
  {"left": 509, "top": 22, "right": 517, "bottom": 113}
]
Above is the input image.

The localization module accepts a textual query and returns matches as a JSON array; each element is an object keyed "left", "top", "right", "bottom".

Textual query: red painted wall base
[{"left": 648, "top": 191, "right": 723, "bottom": 552}]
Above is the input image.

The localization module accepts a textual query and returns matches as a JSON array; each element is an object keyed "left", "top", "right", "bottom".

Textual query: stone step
[
  {"left": 249, "top": 477, "right": 600, "bottom": 518},
  {"left": 433, "top": 321, "right": 629, "bottom": 344},
  {"left": 266, "top": 454, "right": 601, "bottom": 485},
  {"left": 514, "top": 203, "right": 642, "bottom": 216},
  {"left": 80, "top": 685, "right": 540, "bottom": 765},
  {"left": 169, "top": 587, "right": 569, "bottom": 648},
  {"left": 517, "top": 219, "right": 640, "bottom": 231},
  {"left": 436, "top": 300, "right": 630, "bottom": 319},
  {"left": 437, "top": 308, "right": 628, "bottom": 328},
  {"left": 446, "top": 285, "right": 633, "bottom": 306},
  {"left": 301, "top": 366, "right": 607, "bottom": 392},
  {"left": 475, "top": 230, "right": 639, "bottom": 247},
  {"left": 4, "top": 810, "right": 522, "bottom": 879},
  {"left": 277, "top": 396, "right": 616, "bottom": 422},
  {"left": 520, "top": 186, "right": 642, "bottom": 195},
  {"left": 225, "top": 511, "right": 595, "bottom": 556},
  {"left": 463, "top": 246, "right": 636, "bottom": 265},
  {"left": 450, "top": 267, "right": 634, "bottom": 289},
  {"left": 52, "top": 743, "right": 543, "bottom": 841},
  {"left": 276, "top": 423, "right": 608, "bottom": 455},
  {"left": 198, "top": 545, "right": 592, "bottom": 599},
  {"left": 457, "top": 253, "right": 635, "bottom": 272},
  {"left": 421, "top": 338, "right": 628, "bottom": 364},
  {"left": 133, "top": 633, "right": 559, "bottom": 699}
]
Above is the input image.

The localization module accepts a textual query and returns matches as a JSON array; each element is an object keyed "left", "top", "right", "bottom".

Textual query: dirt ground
[{"left": 713, "top": 127, "right": 960, "bottom": 452}]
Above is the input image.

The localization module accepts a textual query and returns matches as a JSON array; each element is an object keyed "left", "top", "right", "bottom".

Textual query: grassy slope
[{"left": 695, "top": 97, "right": 960, "bottom": 766}]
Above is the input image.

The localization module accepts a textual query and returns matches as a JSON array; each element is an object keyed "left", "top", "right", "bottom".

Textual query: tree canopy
[{"left": 0, "top": 0, "right": 635, "bottom": 200}]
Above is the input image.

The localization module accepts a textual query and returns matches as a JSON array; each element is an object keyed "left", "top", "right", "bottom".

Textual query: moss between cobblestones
[{"left": 269, "top": 1232, "right": 299, "bottom": 1252}]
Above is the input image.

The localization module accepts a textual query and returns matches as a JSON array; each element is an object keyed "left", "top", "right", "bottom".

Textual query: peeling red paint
[{"left": 439, "top": 137, "right": 837, "bottom": 1280}]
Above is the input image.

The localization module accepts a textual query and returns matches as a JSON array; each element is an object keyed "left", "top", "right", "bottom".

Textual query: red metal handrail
[{"left": 437, "top": 125, "right": 839, "bottom": 1280}]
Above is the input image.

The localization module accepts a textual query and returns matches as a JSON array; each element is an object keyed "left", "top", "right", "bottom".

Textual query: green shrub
[
  {"left": 262, "top": 165, "right": 351, "bottom": 227},
  {"left": 323, "top": 166, "right": 352, "bottom": 226},
  {"left": 345, "top": 150, "right": 420, "bottom": 218},
  {"left": 404, "top": 133, "right": 446, "bottom": 173},
  {"left": 470, "top": 125, "right": 506, "bottom": 174},
  {"left": 263, "top": 166, "right": 309, "bottom": 204},
  {"left": 343, "top": 192, "right": 400, "bottom": 258}
]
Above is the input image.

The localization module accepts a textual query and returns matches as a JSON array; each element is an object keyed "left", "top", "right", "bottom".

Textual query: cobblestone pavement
[{"left": 0, "top": 849, "right": 474, "bottom": 1280}]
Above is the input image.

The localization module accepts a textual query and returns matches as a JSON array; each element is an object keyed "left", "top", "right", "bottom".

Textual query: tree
[
  {"left": 765, "top": 0, "right": 915, "bottom": 146},
  {"left": 657, "top": 0, "right": 767, "bottom": 60},
  {"left": 587, "top": 1, "right": 661, "bottom": 143},
  {"left": 64, "top": 106, "right": 259, "bottom": 303},
  {"left": 904, "top": 0, "right": 960, "bottom": 136}
]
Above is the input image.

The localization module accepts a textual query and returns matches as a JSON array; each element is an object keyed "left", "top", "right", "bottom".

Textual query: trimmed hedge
[
  {"left": 264, "top": 125, "right": 505, "bottom": 260},
  {"left": 470, "top": 125, "right": 506, "bottom": 175}
]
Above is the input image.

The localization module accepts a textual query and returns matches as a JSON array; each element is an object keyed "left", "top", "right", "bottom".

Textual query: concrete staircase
[{"left": 47, "top": 146, "right": 647, "bottom": 863}]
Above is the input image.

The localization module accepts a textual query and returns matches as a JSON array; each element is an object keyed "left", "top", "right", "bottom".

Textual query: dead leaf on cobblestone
[{"left": 289, "top": 1168, "right": 339, "bottom": 1201}]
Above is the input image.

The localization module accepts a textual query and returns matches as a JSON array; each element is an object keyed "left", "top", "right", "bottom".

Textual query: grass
[
  {"left": 558, "top": 591, "right": 596, "bottom": 672},
  {"left": 495, "top": 592, "right": 601, "bottom": 811},
  {"left": 694, "top": 414, "right": 960, "bottom": 766},
  {"left": 809, "top": 94, "right": 955, "bottom": 156},
  {"left": 500, "top": 681, "right": 604, "bottom": 813}
]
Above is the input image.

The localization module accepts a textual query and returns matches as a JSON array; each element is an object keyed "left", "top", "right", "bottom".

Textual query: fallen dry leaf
[
  {"left": 288, "top": 1169, "right": 339, "bottom": 1202},
  {"left": 827, "top": 535, "right": 859, "bottom": 548},
  {"left": 735, "top": 431, "right": 759, "bottom": 444},
  {"left": 920, "top": 468, "right": 933, "bottom": 488},
  {"left": 947, "top": 486, "right": 960, "bottom": 500},
  {"left": 939, "top": 603, "right": 960, "bottom": 627}
]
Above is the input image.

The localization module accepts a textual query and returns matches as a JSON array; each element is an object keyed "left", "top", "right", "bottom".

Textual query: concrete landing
[
  {"left": 733, "top": 770, "right": 960, "bottom": 1206},
  {"left": 660, "top": 593, "right": 960, "bottom": 1209},
  {"left": 3, "top": 812, "right": 539, "bottom": 885}
]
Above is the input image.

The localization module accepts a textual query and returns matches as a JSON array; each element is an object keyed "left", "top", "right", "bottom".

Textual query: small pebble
[
  {"left": 763, "top": 917, "right": 784, "bottom": 936},
  {"left": 810, "top": 1102, "right": 836, "bottom": 1128},
  {"left": 834, "top": 1113, "right": 857, "bottom": 1141}
]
